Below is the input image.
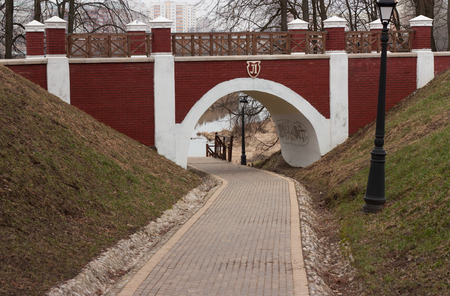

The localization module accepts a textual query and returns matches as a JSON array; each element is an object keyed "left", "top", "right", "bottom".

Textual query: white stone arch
[{"left": 174, "top": 77, "right": 332, "bottom": 168}]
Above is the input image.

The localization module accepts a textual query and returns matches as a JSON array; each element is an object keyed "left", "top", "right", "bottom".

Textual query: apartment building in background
[{"left": 148, "top": 1, "right": 197, "bottom": 32}]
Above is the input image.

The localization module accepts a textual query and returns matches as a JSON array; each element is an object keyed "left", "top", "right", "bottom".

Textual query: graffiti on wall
[{"left": 276, "top": 119, "right": 310, "bottom": 146}]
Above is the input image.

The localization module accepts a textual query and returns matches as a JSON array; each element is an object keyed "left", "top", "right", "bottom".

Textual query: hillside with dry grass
[
  {"left": 259, "top": 69, "right": 449, "bottom": 295},
  {"left": 0, "top": 65, "right": 201, "bottom": 296}
]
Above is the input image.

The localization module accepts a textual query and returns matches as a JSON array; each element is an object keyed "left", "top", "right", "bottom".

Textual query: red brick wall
[
  {"left": 26, "top": 32, "right": 45, "bottom": 56},
  {"left": 70, "top": 62, "right": 155, "bottom": 146},
  {"left": 434, "top": 56, "right": 450, "bottom": 75},
  {"left": 46, "top": 29, "right": 66, "bottom": 55},
  {"left": 348, "top": 57, "right": 416, "bottom": 134},
  {"left": 326, "top": 28, "right": 345, "bottom": 51},
  {"left": 412, "top": 27, "right": 432, "bottom": 50},
  {"left": 152, "top": 28, "right": 171, "bottom": 53},
  {"left": 6, "top": 64, "right": 47, "bottom": 90},
  {"left": 175, "top": 59, "right": 330, "bottom": 123}
]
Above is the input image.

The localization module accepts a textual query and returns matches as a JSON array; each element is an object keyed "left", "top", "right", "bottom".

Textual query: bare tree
[
  {"left": 302, "top": 0, "right": 309, "bottom": 22},
  {"left": 1, "top": 0, "right": 148, "bottom": 58},
  {"left": 5, "top": 0, "right": 13, "bottom": 59},
  {"left": 447, "top": 1, "right": 450, "bottom": 51},
  {"left": 34, "top": 0, "right": 42, "bottom": 22},
  {"left": 201, "top": 0, "right": 311, "bottom": 31}
]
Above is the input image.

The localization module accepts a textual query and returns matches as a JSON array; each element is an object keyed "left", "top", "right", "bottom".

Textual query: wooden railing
[
  {"left": 67, "top": 33, "right": 152, "bottom": 58},
  {"left": 206, "top": 133, "right": 234, "bottom": 162},
  {"left": 172, "top": 32, "right": 327, "bottom": 56},
  {"left": 345, "top": 30, "right": 413, "bottom": 54},
  {"left": 66, "top": 30, "right": 414, "bottom": 58}
]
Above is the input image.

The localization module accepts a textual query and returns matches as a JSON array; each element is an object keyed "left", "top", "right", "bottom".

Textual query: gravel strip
[{"left": 294, "top": 179, "right": 359, "bottom": 296}]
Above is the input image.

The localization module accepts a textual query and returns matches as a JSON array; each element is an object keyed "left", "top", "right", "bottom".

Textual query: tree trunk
[
  {"left": 302, "top": 0, "right": 309, "bottom": 22},
  {"left": 344, "top": 0, "right": 354, "bottom": 30},
  {"left": 312, "top": 0, "right": 317, "bottom": 30},
  {"left": 68, "top": 0, "right": 75, "bottom": 34},
  {"left": 58, "top": 0, "right": 68, "bottom": 19},
  {"left": 280, "top": 0, "right": 288, "bottom": 31},
  {"left": 5, "top": 0, "right": 13, "bottom": 59},
  {"left": 280, "top": 0, "right": 288, "bottom": 32},
  {"left": 318, "top": 0, "right": 327, "bottom": 29},
  {"left": 34, "top": 0, "right": 41, "bottom": 22},
  {"left": 447, "top": 1, "right": 450, "bottom": 50},
  {"left": 412, "top": 0, "right": 436, "bottom": 50}
]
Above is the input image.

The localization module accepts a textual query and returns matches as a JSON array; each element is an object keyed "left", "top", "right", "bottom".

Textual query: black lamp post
[
  {"left": 363, "top": 0, "right": 397, "bottom": 213},
  {"left": 239, "top": 94, "right": 249, "bottom": 165}
]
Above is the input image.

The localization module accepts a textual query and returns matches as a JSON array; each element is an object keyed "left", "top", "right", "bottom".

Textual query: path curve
[{"left": 118, "top": 157, "right": 309, "bottom": 296}]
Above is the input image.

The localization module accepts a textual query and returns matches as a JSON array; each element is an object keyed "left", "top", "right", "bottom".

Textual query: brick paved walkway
[{"left": 118, "top": 157, "right": 308, "bottom": 296}]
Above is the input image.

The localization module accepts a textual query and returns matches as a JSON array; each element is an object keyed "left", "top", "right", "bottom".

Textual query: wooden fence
[
  {"left": 345, "top": 30, "right": 413, "bottom": 53},
  {"left": 172, "top": 32, "right": 327, "bottom": 56},
  {"left": 206, "top": 133, "right": 234, "bottom": 162},
  {"left": 67, "top": 33, "right": 152, "bottom": 58},
  {"left": 66, "top": 30, "right": 413, "bottom": 58}
]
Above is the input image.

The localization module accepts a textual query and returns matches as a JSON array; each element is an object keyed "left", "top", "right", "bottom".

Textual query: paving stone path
[{"left": 118, "top": 157, "right": 308, "bottom": 296}]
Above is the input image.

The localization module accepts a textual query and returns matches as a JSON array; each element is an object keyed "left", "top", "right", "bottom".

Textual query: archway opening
[
  {"left": 174, "top": 78, "right": 330, "bottom": 169},
  {"left": 187, "top": 92, "right": 280, "bottom": 163}
]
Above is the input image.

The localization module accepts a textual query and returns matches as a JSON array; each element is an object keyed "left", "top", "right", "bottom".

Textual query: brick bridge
[{"left": 2, "top": 15, "right": 449, "bottom": 168}]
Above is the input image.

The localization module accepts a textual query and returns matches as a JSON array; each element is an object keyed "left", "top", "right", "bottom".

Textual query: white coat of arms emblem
[{"left": 247, "top": 61, "right": 261, "bottom": 78}]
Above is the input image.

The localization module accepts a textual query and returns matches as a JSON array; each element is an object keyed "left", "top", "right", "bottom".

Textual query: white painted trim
[
  {"left": 154, "top": 55, "right": 176, "bottom": 162},
  {"left": 25, "top": 20, "right": 45, "bottom": 32},
  {"left": 126, "top": 20, "right": 148, "bottom": 32},
  {"left": 149, "top": 16, "right": 173, "bottom": 29},
  {"left": 44, "top": 16, "right": 67, "bottom": 29},
  {"left": 0, "top": 58, "right": 47, "bottom": 65},
  {"left": 329, "top": 52, "right": 349, "bottom": 147},
  {"left": 174, "top": 54, "right": 330, "bottom": 62},
  {"left": 174, "top": 78, "right": 331, "bottom": 169},
  {"left": 323, "top": 16, "right": 347, "bottom": 28},
  {"left": 412, "top": 49, "right": 432, "bottom": 52},
  {"left": 325, "top": 50, "right": 346, "bottom": 54},
  {"left": 26, "top": 55, "right": 45, "bottom": 59},
  {"left": 288, "top": 19, "right": 308, "bottom": 30},
  {"left": 416, "top": 50, "right": 434, "bottom": 88},
  {"left": 45, "top": 54, "right": 67, "bottom": 58},
  {"left": 409, "top": 15, "right": 433, "bottom": 27},
  {"left": 47, "top": 57, "right": 70, "bottom": 104},
  {"left": 433, "top": 51, "right": 450, "bottom": 56},
  {"left": 151, "top": 52, "right": 173, "bottom": 56},
  {"left": 68, "top": 57, "right": 154, "bottom": 63},
  {"left": 348, "top": 52, "right": 417, "bottom": 59}
]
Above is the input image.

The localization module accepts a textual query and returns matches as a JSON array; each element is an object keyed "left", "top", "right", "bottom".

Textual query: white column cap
[
  {"left": 323, "top": 16, "right": 347, "bottom": 29},
  {"left": 288, "top": 19, "right": 308, "bottom": 30},
  {"left": 149, "top": 16, "right": 173, "bottom": 29},
  {"left": 25, "top": 20, "right": 45, "bottom": 32},
  {"left": 410, "top": 15, "right": 433, "bottom": 27},
  {"left": 126, "top": 20, "right": 148, "bottom": 32},
  {"left": 44, "top": 16, "right": 67, "bottom": 29},
  {"left": 369, "top": 19, "right": 383, "bottom": 30}
]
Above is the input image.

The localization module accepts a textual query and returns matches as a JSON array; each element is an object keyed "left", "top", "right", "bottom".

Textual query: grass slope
[
  {"left": 0, "top": 65, "right": 201, "bottom": 296},
  {"left": 259, "top": 69, "right": 449, "bottom": 295}
]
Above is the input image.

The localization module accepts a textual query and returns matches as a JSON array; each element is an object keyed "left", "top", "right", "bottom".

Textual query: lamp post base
[
  {"left": 241, "top": 155, "right": 246, "bottom": 165},
  {"left": 362, "top": 195, "right": 385, "bottom": 213}
]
